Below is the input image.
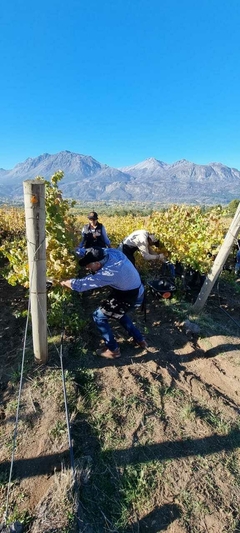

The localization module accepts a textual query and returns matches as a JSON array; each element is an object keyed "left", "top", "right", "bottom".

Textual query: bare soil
[{"left": 0, "top": 273, "right": 240, "bottom": 532}]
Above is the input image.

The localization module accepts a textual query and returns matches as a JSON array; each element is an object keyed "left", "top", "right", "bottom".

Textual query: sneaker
[
  {"left": 96, "top": 347, "right": 121, "bottom": 359},
  {"left": 133, "top": 339, "right": 148, "bottom": 349}
]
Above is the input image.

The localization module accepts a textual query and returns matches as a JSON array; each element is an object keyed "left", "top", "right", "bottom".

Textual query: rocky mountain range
[{"left": 0, "top": 150, "right": 239, "bottom": 205}]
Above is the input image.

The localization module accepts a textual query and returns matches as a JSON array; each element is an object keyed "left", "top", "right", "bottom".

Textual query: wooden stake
[
  {"left": 23, "top": 179, "right": 48, "bottom": 363},
  {"left": 192, "top": 203, "right": 240, "bottom": 314}
]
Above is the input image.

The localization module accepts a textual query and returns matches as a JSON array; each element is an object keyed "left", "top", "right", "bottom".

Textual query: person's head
[
  {"left": 88, "top": 211, "right": 98, "bottom": 224},
  {"left": 78, "top": 247, "right": 105, "bottom": 273},
  {"left": 148, "top": 234, "right": 160, "bottom": 247}
]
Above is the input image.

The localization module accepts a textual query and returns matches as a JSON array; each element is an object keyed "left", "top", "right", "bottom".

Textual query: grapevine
[
  {"left": 0, "top": 171, "right": 79, "bottom": 286},
  {"left": 1, "top": 194, "right": 229, "bottom": 329},
  {"left": 0, "top": 172, "right": 84, "bottom": 331},
  {"left": 75, "top": 206, "right": 226, "bottom": 274}
]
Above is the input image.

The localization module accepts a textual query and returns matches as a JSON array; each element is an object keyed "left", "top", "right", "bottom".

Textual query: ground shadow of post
[{"left": 1, "top": 425, "right": 239, "bottom": 531}]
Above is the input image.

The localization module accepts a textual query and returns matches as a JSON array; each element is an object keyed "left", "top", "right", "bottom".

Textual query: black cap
[
  {"left": 79, "top": 247, "right": 104, "bottom": 267},
  {"left": 88, "top": 211, "right": 98, "bottom": 220}
]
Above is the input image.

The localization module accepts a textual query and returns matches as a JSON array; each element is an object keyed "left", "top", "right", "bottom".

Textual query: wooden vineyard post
[
  {"left": 192, "top": 203, "right": 240, "bottom": 314},
  {"left": 23, "top": 179, "right": 48, "bottom": 363}
]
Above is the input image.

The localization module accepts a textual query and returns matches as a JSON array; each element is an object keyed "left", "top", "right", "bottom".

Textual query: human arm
[
  {"left": 60, "top": 271, "right": 109, "bottom": 293},
  {"left": 137, "top": 236, "right": 165, "bottom": 261},
  {"left": 102, "top": 225, "right": 111, "bottom": 247},
  {"left": 75, "top": 227, "right": 87, "bottom": 255},
  {"left": 141, "top": 250, "right": 166, "bottom": 261}
]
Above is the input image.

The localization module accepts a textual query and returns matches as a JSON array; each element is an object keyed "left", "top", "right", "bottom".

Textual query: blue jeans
[
  {"left": 93, "top": 308, "right": 144, "bottom": 351},
  {"left": 235, "top": 251, "right": 240, "bottom": 275},
  {"left": 235, "top": 262, "right": 240, "bottom": 275}
]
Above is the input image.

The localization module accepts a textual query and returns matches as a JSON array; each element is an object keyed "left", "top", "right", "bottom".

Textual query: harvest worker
[
  {"left": 76, "top": 211, "right": 111, "bottom": 256},
  {"left": 60, "top": 247, "right": 147, "bottom": 359},
  {"left": 119, "top": 229, "right": 166, "bottom": 266}
]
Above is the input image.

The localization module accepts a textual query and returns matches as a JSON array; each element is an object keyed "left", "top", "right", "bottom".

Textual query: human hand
[
  {"left": 60, "top": 280, "right": 71, "bottom": 288},
  {"left": 158, "top": 254, "right": 166, "bottom": 262}
]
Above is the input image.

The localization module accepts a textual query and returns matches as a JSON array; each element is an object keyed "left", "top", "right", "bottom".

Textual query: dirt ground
[{"left": 0, "top": 272, "right": 240, "bottom": 532}]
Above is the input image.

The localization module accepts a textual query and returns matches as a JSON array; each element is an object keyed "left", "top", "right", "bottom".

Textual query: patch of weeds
[
  {"left": 194, "top": 404, "right": 230, "bottom": 434},
  {"left": 125, "top": 393, "right": 143, "bottom": 410},
  {"left": 179, "top": 489, "right": 210, "bottom": 531},
  {"left": 65, "top": 314, "right": 89, "bottom": 336},
  {"left": 61, "top": 512, "right": 75, "bottom": 533},
  {"left": 79, "top": 455, "right": 120, "bottom": 530},
  {"left": 134, "top": 375, "right": 161, "bottom": 409},
  {"left": 225, "top": 451, "right": 240, "bottom": 485},
  {"left": 4, "top": 435, "right": 20, "bottom": 453},
  {"left": 72, "top": 344, "right": 89, "bottom": 362},
  {"left": 115, "top": 461, "right": 165, "bottom": 530},
  {"left": 147, "top": 383, "right": 162, "bottom": 404},
  {"left": 7, "top": 355, "right": 35, "bottom": 385},
  {"left": 221, "top": 271, "right": 240, "bottom": 292},
  {"left": 110, "top": 393, "right": 141, "bottom": 413},
  {"left": 160, "top": 384, "right": 184, "bottom": 399},
  {"left": 167, "top": 300, "right": 192, "bottom": 321},
  {"left": 8, "top": 365, "right": 23, "bottom": 385},
  {"left": 87, "top": 391, "right": 147, "bottom": 450},
  {"left": 6, "top": 509, "right": 33, "bottom": 530},
  {"left": 39, "top": 368, "right": 76, "bottom": 408},
  {"left": 49, "top": 420, "right": 67, "bottom": 442},
  {"left": 48, "top": 334, "right": 62, "bottom": 345},
  {"left": 25, "top": 373, "right": 44, "bottom": 391},
  {"left": 74, "top": 368, "right": 100, "bottom": 408},
  {"left": 5, "top": 399, "right": 19, "bottom": 415},
  {"left": 191, "top": 454, "right": 211, "bottom": 473},
  {"left": 195, "top": 312, "right": 228, "bottom": 336},
  {"left": 92, "top": 410, "right": 117, "bottom": 449},
  {"left": 16, "top": 489, "right": 28, "bottom": 503},
  {"left": 180, "top": 402, "right": 196, "bottom": 421},
  {"left": 54, "top": 370, "right": 79, "bottom": 413},
  {"left": 195, "top": 306, "right": 239, "bottom": 336},
  {"left": 12, "top": 309, "right": 28, "bottom": 319},
  {"left": 205, "top": 409, "right": 230, "bottom": 435},
  {"left": 80, "top": 457, "right": 166, "bottom": 532},
  {"left": 176, "top": 452, "right": 240, "bottom": 532}
]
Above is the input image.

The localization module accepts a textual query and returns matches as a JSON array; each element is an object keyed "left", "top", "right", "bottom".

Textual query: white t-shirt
[{"left": 123, "top": 230, "right": 160, "bottom": 261}]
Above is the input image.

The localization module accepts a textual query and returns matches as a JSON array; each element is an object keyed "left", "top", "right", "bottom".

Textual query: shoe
[
  {"left": 96, "top": 347, "right": 121, "bottom": 359},
  {"left": 133, "top": 339, "right": 148, "bottom": 349}
]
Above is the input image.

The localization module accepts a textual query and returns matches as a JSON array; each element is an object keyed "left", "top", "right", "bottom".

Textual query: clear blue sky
[{"left": 1, "top": 0, "right": 240, "bottom": 170}]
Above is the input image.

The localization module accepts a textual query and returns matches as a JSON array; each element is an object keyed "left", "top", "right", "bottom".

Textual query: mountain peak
[
  {"left": 120, "top": 157, "right": 167, "bottom": 174},
  {"left": 0, "top": 151, "right": 240, "bottom": 205},
  {"left": 172, "top": 159, "right": 191, "bottom": 166}
]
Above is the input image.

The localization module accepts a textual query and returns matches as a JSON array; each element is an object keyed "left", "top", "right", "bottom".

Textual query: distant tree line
[{"left": 72, "top": 199, "right": 240, "bottom": 218}]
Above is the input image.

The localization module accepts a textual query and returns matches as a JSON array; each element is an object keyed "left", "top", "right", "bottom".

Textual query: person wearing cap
[
  {"left": 120, "top": 229, "right": 166, "bottom": 266},
  {"left": 76, "top": 211, "right": 111, "bottom": 257},
  {"left": 60, "top": 247, "right": 147, "bottom": 359}
]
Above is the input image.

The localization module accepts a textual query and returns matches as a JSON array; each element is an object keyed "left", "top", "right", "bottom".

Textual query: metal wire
[
  {"left": 4, "top": 296, "right": 31, "bottom": 524},
  {"left": 59, "top": 331, "right": 75, "bottom": 477}
]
